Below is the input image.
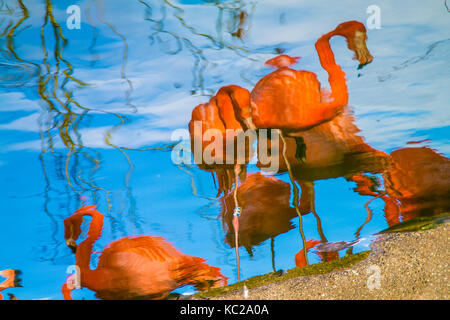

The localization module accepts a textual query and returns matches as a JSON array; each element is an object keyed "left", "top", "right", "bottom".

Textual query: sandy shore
[{"left": 206, "top": 222, "right": 449, "bottom": 300}]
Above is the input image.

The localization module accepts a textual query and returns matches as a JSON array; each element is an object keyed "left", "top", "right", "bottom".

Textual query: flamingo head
[
  {"left": 334, "top": 21, "right": 373, "bottom": 69},
  {"left": 66, "top": 238, "right": 78, "bottom": 254},
  {"left": 216, "top": 85, "right": 252, "bottom": 129},
  {"left": 64, "top": 216, "right": 83, "bottom": 253}
]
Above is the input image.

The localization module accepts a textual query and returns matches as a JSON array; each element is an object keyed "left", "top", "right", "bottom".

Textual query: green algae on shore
[{"left": 195, "top": 250, "right": 371, "bottom": 298}]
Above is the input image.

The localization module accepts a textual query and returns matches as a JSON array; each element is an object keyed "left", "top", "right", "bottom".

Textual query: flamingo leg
[
  {"left": 308, "top": 181, "right": 328, "bottom": 243},
  {"left": 293, "top": 136, "right": 307, "bottom": 163},
  {"left": 232, "top": 164, "right": 242, "bottom": 282},
  {"left": 271, "top": 237, "right": 276, "bottom": 272},
  {"left": 355, "top": 195, "right": 379, "bottom": 238},
  {"left": 279, "top": 130, "right": 309, "bottom": 266}
]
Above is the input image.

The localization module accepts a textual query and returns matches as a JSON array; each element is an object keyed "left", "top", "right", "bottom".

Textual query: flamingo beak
[
  {"left": 66, "top": 238, "right": 77, "bottom": 254},
  {"left": 352, "top": 31, "right": 373, "bottom": 69}
]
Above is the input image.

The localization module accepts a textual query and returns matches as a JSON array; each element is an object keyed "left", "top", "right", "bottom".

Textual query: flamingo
[
  {"left": 62, "top": 205, "right": 227, "bottom": 300},
  {"left": 256, "top": 105, "right": 390, "bottom": 257},
  {"left": 189, "top": 85, "right": 255, "bottom": 282},
  {"left": 220, "top": 173, "right": 298, "bottom": 265},
  {"left": 345, "top": 146, "right": 450, "bottom": 229},
  {"left": 228, "top": 20, "right": 373, "bottom": 266},
  {"left": 188, "top": 20, "right": 374, "bottom": 281},
  {"left": 345, "top": 146, "right": 450, "bottom": 234},
  {"left": 0, "top": 269, "right": 21, "bottom": 300},
  {"left": 382, "top": 147, "right": 450, "bottom": 225},
  {"left": 189, "top": 85, "right": 253, "bottom": 196},
  {"left": 340, "top": 146, "right": 450, "bottom": 241},
  {"left": 257, "top": 108, "right": 389, "bottom": 180},
  {"left": 249, "top": 20, "right": 373, "bottom": 132}
]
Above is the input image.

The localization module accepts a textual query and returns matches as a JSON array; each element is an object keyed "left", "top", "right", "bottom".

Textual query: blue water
[{"left": 0, "top": 0, "right": 449, "bottom": 300}]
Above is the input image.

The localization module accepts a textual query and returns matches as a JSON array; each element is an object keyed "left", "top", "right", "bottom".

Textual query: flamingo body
[
  {"left": 249, "top": 21, "right": 372, "bottom": 132},
  {"left": 86, "top": 236, "right": 226, "bottom": 300},
  {"left": 252, "top": 69, "right": 327, "bottom": 130},
  {"left": 221, "top": 173, "right": 298, "bottom": 251},
  {"left": 383, "top": 147, "right": 450, "bottom": 222},
  {"left": 63, "top": 207, "right": 227, "bottom": 300},
  {"left": 189, "top": 85, "right": 253, "bottom": 195}
]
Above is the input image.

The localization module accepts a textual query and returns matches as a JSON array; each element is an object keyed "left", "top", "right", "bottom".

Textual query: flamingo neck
[
  {"left": 315, "top": 30, "right": 349, "bottom": 108},
  {"left": 73, "top": 210, "right": 104, "bottom": 287},
  {"left": 61, "top": 283, "right": 73, "bottom": 300}
]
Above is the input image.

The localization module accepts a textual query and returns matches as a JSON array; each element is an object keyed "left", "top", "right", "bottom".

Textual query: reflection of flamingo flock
[
  {"left": 187, "top": 19, "right": 450, "bottom": 289},
  {"left": 4, "top": 19, "right": 442, "bottom": 300},
  {"left": 189, "top": 20, "right": 376, "bottom": 281}
]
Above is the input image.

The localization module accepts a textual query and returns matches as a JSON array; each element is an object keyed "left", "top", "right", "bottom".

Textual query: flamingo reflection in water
[
  {"left": 380, "top": 147, "right": 450, "bottom": 226},
  {"left": 242, "top": 21, "right": 374, "bottom": 265},
  {"left": 0, "top": 269, "right": 21, "bottom": 300},
  {"left": 189, "top": 85, "right": 255, "bottom": 282},
  {"left": 189, "top": 85, "right": 254, "bottom": 196},
  {"left": 248, "top": 20, "right": 373, "bottom": 133},
  {"left": 220, "top": 173, "right": 341, "bottom": 271},
  {"left": 62, "top": 205, "right": 227, "bottom": 300},
  {"left": 339, "top": 146, "right": 450, "bottom": 230},
  {"left": 190, "top": 20, "right": 375, "bottom": 278},
  {"left": 257, "top": 98, "right": 389, "bottom": 261},
  {"left": 220, "top": 173, "right": 298, "bottom": 271}
]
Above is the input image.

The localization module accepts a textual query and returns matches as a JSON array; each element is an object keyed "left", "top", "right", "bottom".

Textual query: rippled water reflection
[{"left": 0, "top": 0, "right": 449, "bottom": 299}]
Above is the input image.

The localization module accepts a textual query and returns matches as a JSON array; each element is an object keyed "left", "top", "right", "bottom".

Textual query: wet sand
[{"left": 209, "top": 222, "right": 449, "bottom": 300}]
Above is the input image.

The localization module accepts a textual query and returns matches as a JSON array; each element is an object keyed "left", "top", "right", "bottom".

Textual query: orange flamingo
[
  {"left": 347, "top": 146, "right": 450, "bottom": 231},
  {"left": 189, "top": 84, "right": 255, "bottom": 282},
  {"left": 238, "top": 21, "right": 373, "bottom": 266},
  {"left": 345, "top": 146, "right": 450, "bottom": 228},
  {"left": 249, "top": 20, "right": 373, "bottom": 132},
  {"left": 62, "top": 205, "right": 227, "bottom": 300},
  {"left": 256, "top": 106, "right": 390, "bottom": 254},
  {"left": 382, "top": 147, "right": 450, "bottom": 225},
  {"left": 257, "top": 108, "right": 389, "bottom": 181},
  {"left": 0, "top": 269, "right": 21, "bottom": 300},
  {"left": 189, "top": 85, "right": 254, "bottom": 196}
]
